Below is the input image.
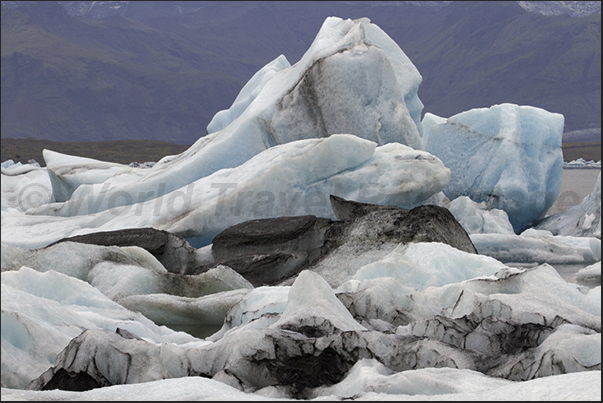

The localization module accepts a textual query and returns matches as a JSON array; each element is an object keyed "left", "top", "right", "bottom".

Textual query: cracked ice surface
[{"left": 3, "top": 257, "right": 600, "bottom": 398}]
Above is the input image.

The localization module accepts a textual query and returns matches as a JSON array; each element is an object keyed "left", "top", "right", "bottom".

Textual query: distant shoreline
[
  {"left": 1, "top": 138, "right": 190, "bottom": 167},
  {"left": 1, "top": 137, "right": 600, "bottom": 167},
  {"left": 563, "top": 166, "right": 601, "bottom": 170},
  {"left": 561, "top": 141, "right": 601, "bottom": 163}
]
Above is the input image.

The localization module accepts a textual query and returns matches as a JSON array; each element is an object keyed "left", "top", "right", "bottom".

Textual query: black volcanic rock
[
  {"left": 200, "top": 196, "right": 477, "bottom": 287},
  {"left": 206, "top": 253, "right": 303, "bottom": 288},
  {"left": 197, "top": 215, "right": 333, "bottom": 286},
  {"left": 211, "top": 215, "right": 330, "bottom": 252},
  {"left": 324, "top": 196, "right": 477, "bottom": 257},
  {"left": 52, "top": 227, "right": 200, "bottom": 274},
  {"left": 374, "top": 204, "right": 477, "bottom": 254}
]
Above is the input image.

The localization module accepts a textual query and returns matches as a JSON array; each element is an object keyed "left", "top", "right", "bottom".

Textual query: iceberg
[
  {"left": 1, "top": 369, "right": 599, "bottom": 401},
  {"left": 33, "top": 16, "right": 425, "bottom": 218},
  {"left": 564, "top": 158, "right": 601, "bottom": 169},
  {"left": 270, "top": 270, "right": 367, "bottom": 334},
  {"left": 42, "top": 149, "right": 146, "bottom": 203},
  {"left": 1, "top": 162, "right": 53, "bottom": 213},
  {"left": 445, "top": 195, "right": 516, "bottom": 235},
  {"left": 1, "top": 14, "right": 600, "bottom": 402},
  {"left": 1, "top": 267, "right": 201, "bottom": 389},
  {"left": 423, "top": 104, "right": 564, "bottom": 233},
  {"left": 4, "top": 262, "right": 599, "bottom": 397},
  {"left": 420, "top": 112, "right": 447, "bottom": 146},
  {"left": 206, "top": 54, "right": 291, "bottom": 134},
  {"left": 1, "top": 135, "right": 450, "bottom": 249},
  {"left": 350, "top": 241, "right": 507, "bottom": 290},
  {"left": 576, "top": 262, "right": 601, "bottom": 284}
]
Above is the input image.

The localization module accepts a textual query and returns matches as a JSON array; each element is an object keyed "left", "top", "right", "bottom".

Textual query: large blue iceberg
[{"left": 423, "top": 104, "right": 564, "bottom": 233}]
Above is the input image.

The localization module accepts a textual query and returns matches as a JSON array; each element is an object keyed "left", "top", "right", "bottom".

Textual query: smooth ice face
[
  {"left": 424, "top": 104, "right": 564, "bottom": 233},
  {"left": 33, "top": 16, "right": 424, "bottom": 218},
  {"left": 211, "top": 286, "right": 291, "bottom": 339},
  {"left": 43, "top": 149, "right": 144, "bottom": 203},
  {"left": 471, "top": 230, "right": 601, "bottom": 264},
  {"left": 271, "top": 270, "right": 366, "bottom": 334},
  {"left": 270, "top": 39, "right": 422, "bottom": 149},
  {"left": 420, "top": 112, "right": 447, "bottom": 146},
  {"left": 576, "top": 262, "right": 601, "bottom": 283},
  {"left": 351, "top": 242, "right": 506, "bottom": 291},
  {"left": 1, "top": 241, "right": 167, "bottom": 281},
  {"left": 2, "top": 368, "right": 600, "bottom": 401}
]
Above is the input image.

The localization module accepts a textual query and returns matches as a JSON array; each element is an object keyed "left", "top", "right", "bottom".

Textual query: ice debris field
[{"left": 1, "top": 16, "right": 601, "bottom": 401}]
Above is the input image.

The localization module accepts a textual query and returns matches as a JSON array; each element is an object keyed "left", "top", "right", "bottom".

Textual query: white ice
[
  {"left": 310, "top": 360, "right": 600, "bottom": 401},
  {"left": 208, "top": 285, "right": 291, "bottom": 341},
  {"left": 420, "top": 112, "right": 446, "bottom": 146},
  {"left": 350, "top": 241, "right": 507, "bottom": 290},
  {"left": 1, "top": 267, "right": 203, "bottom": 389},
  {"left": 206, "top": 54, "right": 291, "bottom": 134},
  {"left": 1, "top": 241, "right": 166, "bottom": 281},
  {"left": 2, "top": 262, "right": 600, "bottom": 398},
  {"left": 445, "top": 195, "right": 516, "bottom": 235},
  {"left": 1, "top": 163, "right": 53, "bottom": 213},
  {"left": 471, "top": 229, "right": 601, "bottom": 264},
  {"left": 1, "top": 135, "right": 450, "bottom": 249},
  {"left": 1, "top": 368, "right": 600, "bottom": 401},
  {"left": 27, "top": 17, "right": 424, "bottom": 219},
  {"left": 271, "top": 270, "right": 367, "bottom": 333},
  {"left": 564, "top": 158, "right": 601, "bottom": 169},
  {"left": 1, "top": 14, "right": 600, "bottom": 402},
  {"left": 576, "top": 261, "right": 601, "bottom": 283},
  {"left": 423, "top": 104, "right": 564, "bottom": 233}
]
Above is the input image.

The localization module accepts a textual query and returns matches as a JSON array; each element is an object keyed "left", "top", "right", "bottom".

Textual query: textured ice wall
[{"left": 424, "top": 103, "right": 564, "bottom": 232}]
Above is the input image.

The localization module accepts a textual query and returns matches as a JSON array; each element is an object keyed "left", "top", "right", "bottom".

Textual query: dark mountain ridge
[{"left": 1, "top": 1, "right": 600, "bottom": 145}]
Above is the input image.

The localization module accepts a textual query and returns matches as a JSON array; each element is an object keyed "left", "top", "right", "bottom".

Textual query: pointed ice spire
[{"left": 271, "top": 270, "right": 366, "bottom": 335}]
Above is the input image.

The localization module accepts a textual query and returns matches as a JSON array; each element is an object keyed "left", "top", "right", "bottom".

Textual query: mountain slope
[
  {"left": 1, "top": 1, "right": 600, "bottom": 145},
  {"left": 397, "top": 1, "right": 601, "bottom": 132},
  {"left": 1, "top": 2, "right": 243, "bottom": 144}
]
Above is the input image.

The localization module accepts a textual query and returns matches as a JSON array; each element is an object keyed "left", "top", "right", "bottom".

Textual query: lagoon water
[
  {"left": 543, "top": 168, "right": 601, "bottom": 289},
  {"left": 547, "top": 168, "right": 601, "bottom": 216},
  {"left": 554, "top": 263, "right": 600, "bottom": 288}
]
